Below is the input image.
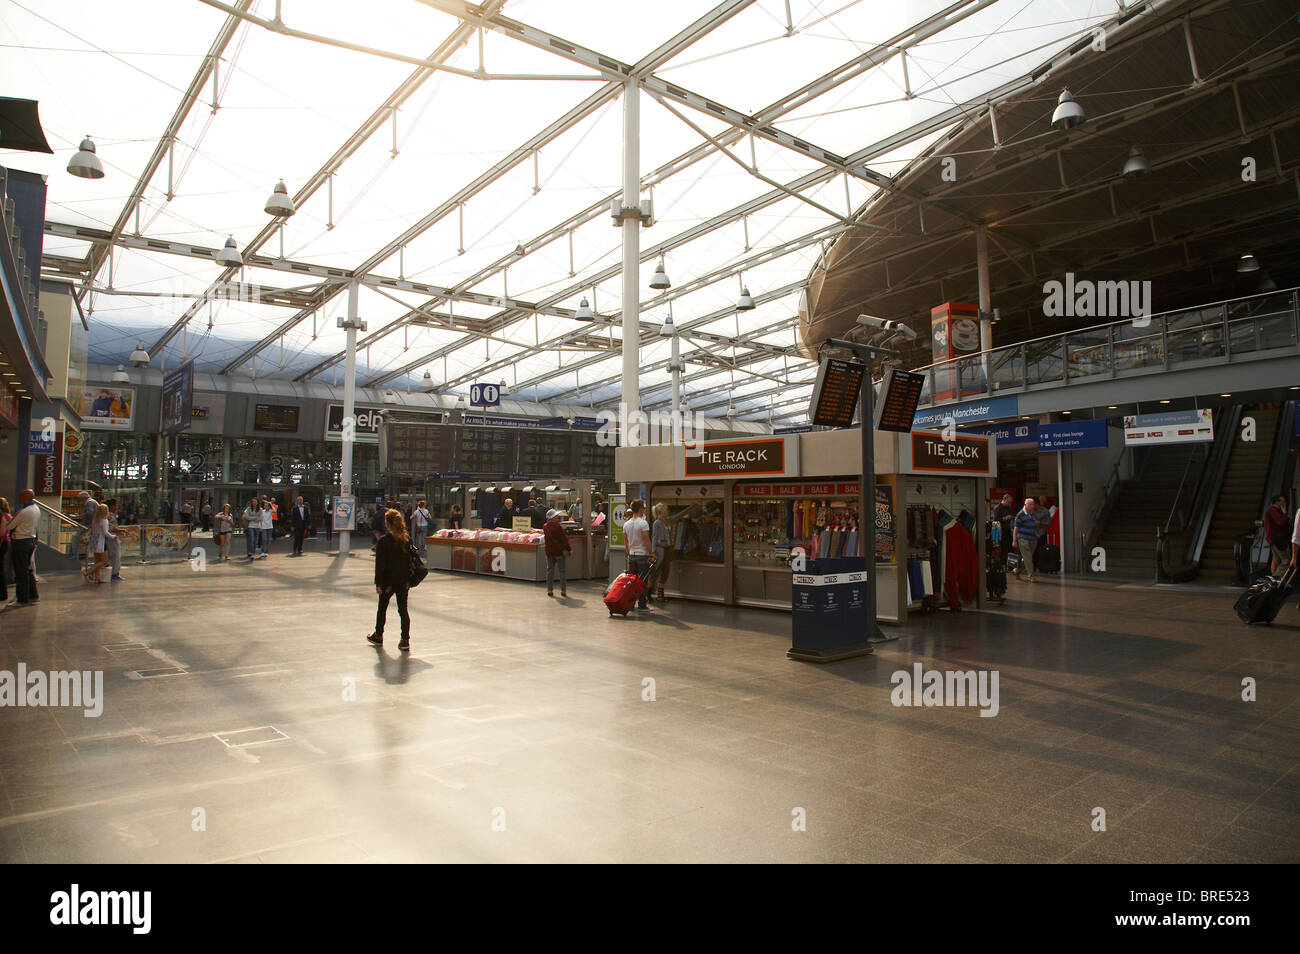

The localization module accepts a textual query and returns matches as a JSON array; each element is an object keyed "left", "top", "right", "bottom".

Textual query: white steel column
[
  {"left": 976, "top": 225, "right": 992, "bottom": 382},
  {"left": 670, "top": 327, "right": 682, "bottom": 442},
  {"left": 620, "top": 77, "right": 640, "bottom": 435},
  {"left": 339, "top": 279, "right": 360, "bottom": 556}
]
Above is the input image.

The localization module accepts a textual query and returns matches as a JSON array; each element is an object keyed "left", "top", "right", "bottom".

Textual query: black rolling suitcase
[
  {"left": 1037, "top": 542, "right": 1061, "bottom": 573},
  {"left": 1234, "top": 566, "right": 1296, "bottom": 625}
]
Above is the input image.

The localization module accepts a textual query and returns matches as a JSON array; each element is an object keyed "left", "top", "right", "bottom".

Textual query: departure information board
[
  {"left": 808, "top": 358, "right": 865, "bottom": 427},
  {"left": 874, "top": 368, "right": 924, "bottom": 433}
]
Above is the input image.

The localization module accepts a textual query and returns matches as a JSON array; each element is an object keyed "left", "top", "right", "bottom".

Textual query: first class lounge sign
[{"left": 683, "top": 436, "right": 796, "bottom": 479}]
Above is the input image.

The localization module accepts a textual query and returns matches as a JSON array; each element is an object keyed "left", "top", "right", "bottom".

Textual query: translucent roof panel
[{"left": 5, "top": 0, "right": 1121, "bottom": 419}]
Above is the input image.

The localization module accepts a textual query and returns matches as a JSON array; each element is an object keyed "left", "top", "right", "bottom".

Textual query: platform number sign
[{"left": 470, "top": 383, "right": 501, "bottom": 408}]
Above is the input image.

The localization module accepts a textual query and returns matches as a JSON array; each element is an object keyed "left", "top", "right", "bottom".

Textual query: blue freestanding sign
[
  {"left": 1037, "top": 419, "right": 1108, "bottom": 451},
  {"left": 791, "top": 557, "right": 869, "bottom": 659}
]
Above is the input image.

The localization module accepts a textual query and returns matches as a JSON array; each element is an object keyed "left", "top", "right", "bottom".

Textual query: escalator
[
  {"left": 1199, "top": 404, "right": 1281, "bottom": 584},
  {"left": 1093, "top": 442, "right": 1209, "bottom": 579}
]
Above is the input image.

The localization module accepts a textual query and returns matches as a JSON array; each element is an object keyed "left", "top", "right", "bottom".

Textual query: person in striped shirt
[{"left": 1012, "top": 497, "right": 1042, "bottom": 583}]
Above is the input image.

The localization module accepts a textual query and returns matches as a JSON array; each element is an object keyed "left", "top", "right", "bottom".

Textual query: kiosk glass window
[
  {"left": 647, "top": 487, "right": 724, "bottom": 564},
  {"left": 732, "top": 482, "right": 866, "bottom": 569}
]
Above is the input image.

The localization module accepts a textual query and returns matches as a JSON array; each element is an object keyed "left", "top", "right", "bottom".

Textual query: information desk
[{"left": 426, "top": 534, "right": 590, "bottom": 582}]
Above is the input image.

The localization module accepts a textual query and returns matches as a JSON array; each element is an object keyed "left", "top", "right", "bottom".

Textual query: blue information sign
[
  {"left": 962, "top": 419, "right": 1037, "bottom": 446},
  {"left": 469, "top": 383, "right": 501, "bottom": 407},
  {"left": 1037, "top": 419, "right": 1109, "bottom": 451}
]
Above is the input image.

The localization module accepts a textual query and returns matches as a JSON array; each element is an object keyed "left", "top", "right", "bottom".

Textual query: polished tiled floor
[{"left": 1, "top": 548, "right": 1297, "bottom": 863}]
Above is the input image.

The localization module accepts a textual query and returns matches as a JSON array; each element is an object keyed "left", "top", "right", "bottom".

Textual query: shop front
[{"left": 617, "top": 427, "right": 997, "bottom": 623}]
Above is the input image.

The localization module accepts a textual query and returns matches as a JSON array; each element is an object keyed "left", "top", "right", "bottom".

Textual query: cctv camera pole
[{"left": 827, "top": 338, "right": 900, "bottom": 643}]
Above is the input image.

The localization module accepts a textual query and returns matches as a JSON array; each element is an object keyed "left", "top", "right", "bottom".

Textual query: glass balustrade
[{"left": 910, "top": 288, "right": 1298, "bottom": 408}]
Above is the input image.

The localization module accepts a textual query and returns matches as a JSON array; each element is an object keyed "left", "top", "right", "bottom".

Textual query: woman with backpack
[{"left": 368, "top": 509, "right": 414, "bottom": 651}]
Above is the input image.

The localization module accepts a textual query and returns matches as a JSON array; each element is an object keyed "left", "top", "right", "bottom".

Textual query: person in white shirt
[
  {"left": 623, "top": 498, "right": 653, "bottom": 613},
  {"left": 259, "top": 497, "right": 274, "bottom": 558},
  {"left": 6, "top": 490, "right": 40, "bottom": 606},
  {"left": 242, "top": 498, "right": 261, "bottom": 560},
  {"left": 412, "top": 499, "right": 431, "bottom": 552}
]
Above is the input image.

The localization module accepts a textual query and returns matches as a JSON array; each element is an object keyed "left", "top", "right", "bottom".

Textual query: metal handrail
[
  {"left": 1082, "top": 450, "right": 1128, "bottom": 557},
  {"left": 909, "top": 285, "right": 1300, "bottom": 377},
  {"left": 32, "top": 499, "right": 88, "bottom": 529},
  {"left": 1163, "top": 449, "right": 1202, "bottom": 535}
]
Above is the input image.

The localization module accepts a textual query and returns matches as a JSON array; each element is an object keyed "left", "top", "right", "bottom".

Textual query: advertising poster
[
  {"left": 608, "top": 494, "right": 627, "bottom": 550},
  {"left": 332, "top": 495, "right": 356, "bottom": 532},
  {"left": 161, "top": 360, "right": 195, "bottom": 436},
  {"left": 145, "top": 525, "right": 191, "bottom": 552},
  {"left": 78, "top": 386, "right": 135, "bottom": 430}
]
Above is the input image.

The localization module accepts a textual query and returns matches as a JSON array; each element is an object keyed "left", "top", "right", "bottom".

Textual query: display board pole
[{"left": 826, "top": 337, "right": 901, "bottom": 645}]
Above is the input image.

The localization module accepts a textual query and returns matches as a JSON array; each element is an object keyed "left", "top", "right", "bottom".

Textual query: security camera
[{"left": 856, "top": 314, "right": 917, "bottom": 339}]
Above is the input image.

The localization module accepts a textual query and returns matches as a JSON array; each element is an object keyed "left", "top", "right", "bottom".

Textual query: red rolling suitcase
[{"left": 604, "top": 572, "right": 644, "bottom": 617}]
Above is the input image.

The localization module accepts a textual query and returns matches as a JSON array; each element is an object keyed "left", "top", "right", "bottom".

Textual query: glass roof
[{"left": 1, "top": 0, "right": 1116, "bottom": 421}]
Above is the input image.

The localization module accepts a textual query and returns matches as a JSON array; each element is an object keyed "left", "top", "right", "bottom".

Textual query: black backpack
[{"left": 407, "top": 540, "right": 429, "bottom": 588}]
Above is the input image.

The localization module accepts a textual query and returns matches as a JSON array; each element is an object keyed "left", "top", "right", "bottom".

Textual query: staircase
[
  {"left": 1094, "top": 443, "right": 1207, "bottom": 579},
  {"left": 1199, "top": 404, "right": 1281, "bottom": 584}
]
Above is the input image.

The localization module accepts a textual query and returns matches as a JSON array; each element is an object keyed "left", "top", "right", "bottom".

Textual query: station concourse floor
[{"left": 0, "top": 547, "right": 1297, "bottom": 864}]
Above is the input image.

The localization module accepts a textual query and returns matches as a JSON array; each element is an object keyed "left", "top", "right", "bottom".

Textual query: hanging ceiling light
[
  {"left": 1257, "top": 271, "right": 1277, "bottom": 292},
  {"left": 129, "top": 341, "right": 150, "bottom": 367},
  {"left": 1050, "top": 88, "right": 1085, "bottom": 129},
  {"left": 420, "top": 370, "right": 436, "bottom": 393},
  {"left": 264, "top": 179, "right": 295, "bottom": 217},
  {"left": 383, "top": 388, "right": 397, "bottom": 404},
  {"left": 216, "top": 236, "right": 243, "bottom": 268},
  {"left": 1237, "top": 253, "right": 1260, "bottom": 274},
  {"left": 67, "top": 137, "right": 105, "bottom": 179},
  {"left": 737, "top": 286, "right": 755, "bottom": 311},
  {"left": 660, "top": 313, "right": 675, "bottom": 337},
  {"left": 1121, "top": 146, "right": 1151, "bottom": 180},
  {"left": 649, "top": 259, "right": 671, "bottom": 290},
  {"left": 111, "top": 364, "right": 129, "bottom": 383},
  {"left": 575, "top": 297, "right": 595, "bottom": 320}
]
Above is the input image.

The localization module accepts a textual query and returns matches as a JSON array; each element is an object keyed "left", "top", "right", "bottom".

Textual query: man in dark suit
[
  {"left": 494, "top": 498, "right": 517, "bottom": 529},
  {"left": 290, "top": 495, "right": 311, "bottom": 556}
]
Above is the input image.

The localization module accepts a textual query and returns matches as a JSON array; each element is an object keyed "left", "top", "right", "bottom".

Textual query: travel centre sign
[{"left": 677, "top": 435, "right": 799, "bottom": 480}]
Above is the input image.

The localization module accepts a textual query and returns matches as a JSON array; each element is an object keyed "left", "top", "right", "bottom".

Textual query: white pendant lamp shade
[
  {"left": 67, "top": 137, "right": 105, "bottom": 179},
  {"left": 1051, "top": 88, "right": 1085, "bottom": 129},
  {"left": 1237, "top": 254, "right": 1260, "bottom": 274},
  {"left": 649, "top": 260, "right": 671, "bottom": 290},
  {"left": 660, "top": 313, "right": 675, "bottom": 337},
  {"left": 420, "top": 370, "right": 436, "bottom": 393},
  {"left": 1122, "top": 146, "right": 1151, "bottom": 180},
  {"left": 111, "top": 364, "right": 129, "bottom": 383},
  {"left": 128, "top": 341, "right": 150, "bottom": 367},
  {"left": 216, "top": 235, "right": 243, "bottom": 268},
  {"left": 575, "top": 297, "right": 595, "bottom": 320},
  {"left": 264, "top": 180, "right": 295, "bottom": 217},
  {"left": 737, "top": 286, "right": 755, "bottom": 310},
  {"left": 383, "top": 388, "right": 397, "bottom": 404}
]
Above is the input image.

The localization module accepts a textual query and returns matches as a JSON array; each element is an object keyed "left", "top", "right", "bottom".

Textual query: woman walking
[
  {"left": 651, "top": 502, "right": 673, "bottom": 604},
  {"left": 367, "top": 509, "right": 413, "bottom": 652},
  {"left": 213, "top": 504, "right": 234, "bottom": 562},
  {"left": 84, "top": 504, "right": 114, "bottom": 583},
  {"left": 242, "top": 497, "right": 261, "bottom": 560}
]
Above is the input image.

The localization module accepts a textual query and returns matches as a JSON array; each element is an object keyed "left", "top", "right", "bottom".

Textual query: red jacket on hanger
[{"left": 942, "top": 521, "right": 978, "bottom": 609}]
